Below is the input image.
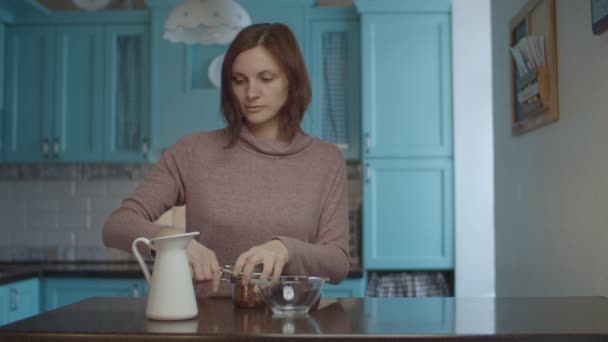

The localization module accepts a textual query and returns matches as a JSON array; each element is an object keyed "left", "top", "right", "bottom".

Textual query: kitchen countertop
[
  {"left": 0, "top": 262, "right": 147, "bottom": 284},
  {"left": 2, "top": 296, "right": 608, "bottom": 340},
  {"left": 0, "top": 262, "right": 363, "bottom": 285}
]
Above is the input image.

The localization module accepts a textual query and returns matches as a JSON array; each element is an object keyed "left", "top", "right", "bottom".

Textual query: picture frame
[
  {"left": 508, "top": 0, "right": 559, "bottom": 136},
  {"left": 592, "top": 0, "right": 608, "bottom": 35}
]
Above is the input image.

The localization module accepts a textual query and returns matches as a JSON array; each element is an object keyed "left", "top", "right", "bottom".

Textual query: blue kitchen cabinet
[
  {"left": 103, "top": 25, "right": 150, "bottom": 162},
  {"left": 309, "top": 8, "right": 361, "bottom": 161},
  {"left": 362, "top": 159, "right": 453, "bottom": 270},
  {"left": 42, "top": 277, "right": 148, "bottom": 312},
  {"left": 4, "top": 16, "right": 150, "bottom": 162},
  {"left": 355, "top": 0, "right": 454, "bottom": 273},
  {"left": 0, "top": 23, "right": 5, "bottom": 161},
  {"left": 323, "top": 278, "right": 365, "bottom": 298},
  {"left": 4, "top": 26, "right": 55, "bottom": 162},
  {"left": 54, "top": 25, "right": 105, "bottom": 161},
  {"left": 0, "top": 278, "right": 40, "bottom": 326},
  {"left": 357, "top": 3, "right": 452, "bottom": 158},
  {"left": 4, "top": 25, "right": 103, "bottom": 162}
]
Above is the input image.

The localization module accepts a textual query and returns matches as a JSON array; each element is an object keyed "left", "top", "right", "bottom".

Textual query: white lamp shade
[{"left": 164, "top": 0, "right": 252, "bottom": 45}]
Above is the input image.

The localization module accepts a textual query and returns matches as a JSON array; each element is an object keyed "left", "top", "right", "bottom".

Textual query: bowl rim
[{"left": 258, "top": 275, "right": 326, "bottom": 282}]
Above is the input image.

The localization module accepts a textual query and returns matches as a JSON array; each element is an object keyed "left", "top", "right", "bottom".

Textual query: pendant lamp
[{"left": 163, "top": 0, "right": 252, "bottom": 45}]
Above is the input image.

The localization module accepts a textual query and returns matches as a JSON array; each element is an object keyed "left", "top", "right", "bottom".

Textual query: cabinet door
[
  {"left": 4, "top": 26, "right": 54, "bottom": 162},
  {"left": 323, "top": 278, "right": 365, "bottom": 298},
  {"left": 363, "top": 159, "right": 453, "bottom": 269},
  {"left": 104, "top": 25, "right": 150, "bottom": 162},
  {"left": 7, "top": 278, "right": 40, "bottom": 324},
  {"left": 53, "top": 26, "right": 104, "bottom": 161},
  {"left": 310, "top": 19, "right": 361, "bottom": 161},
  {"left": 361, "top": 13, "right": 452, "bottom": 158},
  {"left": 0, "top": 286, "right": 6, "bottom": 326},
  {"left": 0, "top": 23, "right": 5, "bottom": 161},
  {"left": 43, "top": 277, "right": 147, "bottom": 311}
]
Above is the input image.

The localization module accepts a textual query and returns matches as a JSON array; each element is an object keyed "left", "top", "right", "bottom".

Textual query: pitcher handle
[{"left": 132, "top": 237, "right": 152, "bottom": 285}]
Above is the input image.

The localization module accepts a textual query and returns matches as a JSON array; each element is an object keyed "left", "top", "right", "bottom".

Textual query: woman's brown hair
[{"left": 220, "top": 23, "right": 312, "bottom": 146}]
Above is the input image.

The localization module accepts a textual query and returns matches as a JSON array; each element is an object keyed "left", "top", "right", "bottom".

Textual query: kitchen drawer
[
  {"left": 0, "top": 277, "right": 40, "bottom": 326},
  {"left": 42, "top": 277, "right": 148, "bottom": 312}
]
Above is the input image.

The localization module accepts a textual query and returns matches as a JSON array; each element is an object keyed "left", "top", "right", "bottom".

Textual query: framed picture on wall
[
  {"left": 508, "top": 0, "right": 559, "bottom": 136},
  {"left": 592, "top": 0, "right": 608, "bottom": 35}
]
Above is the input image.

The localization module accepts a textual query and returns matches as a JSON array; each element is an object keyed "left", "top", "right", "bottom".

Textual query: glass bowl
[{"left": 254, "top": 276, "right": 325, "bottom": 316}]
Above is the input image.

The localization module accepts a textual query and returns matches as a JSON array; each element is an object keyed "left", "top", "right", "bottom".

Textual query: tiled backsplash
[{"left": 0, "top": 163, "right": 362, "bottom": 263}]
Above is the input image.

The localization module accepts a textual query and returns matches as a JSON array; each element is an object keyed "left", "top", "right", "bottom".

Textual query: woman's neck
[{"left": 246, "top": 121, "right": 285, "bottom": 141}]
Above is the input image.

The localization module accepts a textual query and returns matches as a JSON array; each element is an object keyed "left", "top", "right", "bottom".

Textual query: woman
[{"left": 102, "top": 23, "right": 350, "bottom": 297}]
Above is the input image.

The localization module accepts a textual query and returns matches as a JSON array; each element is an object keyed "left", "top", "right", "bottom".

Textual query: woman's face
[{"left": 231, "top": 46, "right": 289, "bottom": 139}]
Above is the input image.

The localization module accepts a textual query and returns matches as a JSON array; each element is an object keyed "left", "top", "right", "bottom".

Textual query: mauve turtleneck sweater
[{"left": 102, "top": 127, "right": 350, "bottom": 297}]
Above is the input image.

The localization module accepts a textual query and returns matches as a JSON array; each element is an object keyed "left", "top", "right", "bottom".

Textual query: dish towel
[{"left": 366, "top": 272, "right": 450, "bottom": 297}]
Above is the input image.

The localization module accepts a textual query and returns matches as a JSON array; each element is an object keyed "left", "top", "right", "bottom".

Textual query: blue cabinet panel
[
  {"left": 357, "top": 2, "right": 454, "bottom": 275},
  {"left": 323, "top": 278, "right": 365, "bottom": 298},
  {"left": 0, "top": 23, "right": 5, "bottom": 161},
  {"left": 0, "top": 278, "right": 40, "bottom": 326},
  {"left": 360, "top": 13, "right": 452, "bottom": 158},
  {"left": 363, "top": 159, "right": 453, "bottom": 270},
  {"left": 54, "top": 26, "right": 104, "bottom": 161},
  {"left": 103, "top": 25, "right": 150, "bottom": 162},
  {"left": 43, "top": 277, "right": 148, "bottom": 311},
  {"left": 6, "top": 278, "right": 40, "bottom": 324},
  {"left": 0, "top": 287, "right": 6, "bottom": 326},
  {"left": 4, "top": 21, "right": 149, "bottom": 163},
  {"left": 4, "top": 26, "right": 54, "bottom": 162},
  {"left": 309, "top": 15, "right": 361, "bottom": 161}
]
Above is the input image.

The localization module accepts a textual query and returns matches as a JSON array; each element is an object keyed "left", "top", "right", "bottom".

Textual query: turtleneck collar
[{"left": 237, "top": 125, "right": 313, "bottom": 158}]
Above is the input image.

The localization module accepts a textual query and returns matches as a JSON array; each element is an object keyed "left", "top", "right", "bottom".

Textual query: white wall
[
  {"left": 452, "top": 0, "right": 496, "bottom": 297},
  {"left": 493, "top": 0, "right": 608, "bottom": 296}
]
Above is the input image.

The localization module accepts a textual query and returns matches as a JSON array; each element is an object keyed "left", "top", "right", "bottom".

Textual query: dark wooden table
[{"left": 2, "top": 296, "right": 608, "bottom": 341}]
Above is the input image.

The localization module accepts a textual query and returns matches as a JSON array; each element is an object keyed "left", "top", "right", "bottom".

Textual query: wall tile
[
  {"left": 10, "top": 231, "right": 44, "bottom": 247},
  {"left": 91, "top": 213, "right": 110, "bottom": 232},
  {"left": 91, "top": 198, "right": 122, "bottom": 214},
  {"left": 0, "top": 199, "right": 26, "bottom": 216},
  {"left": 59, "top": 198, "right": 90, "bottom": 214},
  {"left": 0, "top": 231, "right": 12, "bottom": 247},
  {"left": 40, "top": 181, "right": 75, "bottom": 198},
  {"left": 58, "top": 213, "right": 90, "bottom": 230},
  {"left": 0, "top": 182, "right": 16, "bottom": 199},
  {"left": 1, "top": 215, "right": 26, "bottom": 231},
  {"left": 12, "top": 181, "right": 42, "bottom": 199},
  {"left": 42, "top": 231, "right": 76, "bottom": 248},
  {"left": 27, "top": 212, "right": 59, "bottom": 230},
  {"left": 76, "top": 231, "right": 104, "bottom": 247},
  {"left": 106, "top": 180, "right": 140, "bottom": 198},
  {"left": 27, "top": 199, "right": 59, "bottom": 213},
  {"left": 74, "top": 181, "right": 107, "bottom": 198}
]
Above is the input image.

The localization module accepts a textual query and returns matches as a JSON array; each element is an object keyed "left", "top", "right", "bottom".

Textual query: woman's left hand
[{"left": 232, "top": 239, "right": 289, "bottom": 285}]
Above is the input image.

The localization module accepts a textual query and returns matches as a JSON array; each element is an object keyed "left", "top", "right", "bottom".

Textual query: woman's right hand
[
  {"left": 186, "top": 239, "right": 221, "bottom": 292},
  {"left": 155, "top": 227, "right": 221, "bottom": 292}
]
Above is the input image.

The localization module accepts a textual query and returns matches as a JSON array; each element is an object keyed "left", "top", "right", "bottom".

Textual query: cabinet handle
[
  {"left": 141, "top": 138, "right": 149, "bottom": 159},
  {"left": 365, "top": 132, "right": 371, "bottom": 154},
  {"left": 53, "top": 137, "right": 60, "bottom": 159},
  {"left": 132, "top": 283, "right": 140, "bottom": 298},
  {"left": 9, "top": 288, "right": 19, "bottom": 311},
  {"left": 42, "top": 138, "right": 49, "bottom": 159},
  {"left": 364, "top": 162, "right": 372, "bottom": 184}
]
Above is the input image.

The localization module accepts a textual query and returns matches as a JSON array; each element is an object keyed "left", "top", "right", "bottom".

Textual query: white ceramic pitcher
[{"left": 132, "top": 231, "right": 200, "bottom": 320}]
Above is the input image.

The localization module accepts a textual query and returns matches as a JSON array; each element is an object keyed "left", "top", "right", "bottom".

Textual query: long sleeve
[
  {"left": 273, "top": 157, "right": 350, "bottom": 284},
  {"left": 102, "top": 137, "right": 189, "bottom": 255}
]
